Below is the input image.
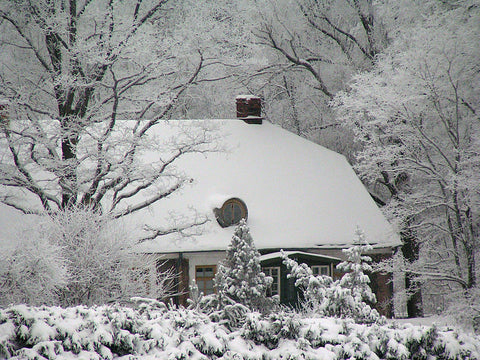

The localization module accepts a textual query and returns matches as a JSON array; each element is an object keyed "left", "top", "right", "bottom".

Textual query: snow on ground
[{"left": 391, "top": 315, "right": 455, "bottom": 328}]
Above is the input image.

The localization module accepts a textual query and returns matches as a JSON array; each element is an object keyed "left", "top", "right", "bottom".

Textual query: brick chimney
[{"left": 236, "top": 95, "right": 262, "bottom": 124}]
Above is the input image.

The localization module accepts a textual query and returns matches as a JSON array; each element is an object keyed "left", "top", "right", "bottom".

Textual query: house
[{"left": 135, "top": 96, "right": 402, "bottom": 317}]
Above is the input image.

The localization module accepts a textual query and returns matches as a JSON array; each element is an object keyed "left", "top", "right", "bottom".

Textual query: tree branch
[
  {"left": 112, "top": 181, "right": 183, "bottom": 219},
  {"left": 140, "top": 217, "right": 210, "bottom": 242},
  {"left": 257, "top": 26, "right": 333, "bottom": 98},
  {"left": 0, "top": 11, "right": 52, "bottom": 73}
]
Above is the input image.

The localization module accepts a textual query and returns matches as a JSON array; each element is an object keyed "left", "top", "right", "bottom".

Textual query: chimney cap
[{"left": 236, "top": 94, "right": 260, "bottom": 100}]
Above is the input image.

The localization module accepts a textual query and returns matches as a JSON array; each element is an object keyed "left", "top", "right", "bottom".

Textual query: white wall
[{"left": 183, "top": 251, "right": 226, "bottom": 286}]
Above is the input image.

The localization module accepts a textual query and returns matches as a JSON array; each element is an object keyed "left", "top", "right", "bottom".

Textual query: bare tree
[
  {"left": 0, "top": 0, "right": 222, "bottom": 236},
  {"left": 335, "top": 1, "right": 480, "bottom": 317},
  {"left": 252, "top": 0, "right": 386, "bottom": 96},
  {"left": 233, "top": 0, "right": 386, "bottom": 160}
]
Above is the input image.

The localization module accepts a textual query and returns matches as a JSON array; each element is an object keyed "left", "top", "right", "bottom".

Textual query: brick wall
[
  {"left": 369, "top": 253, "right": 394, "bottom": 318},
  {"left": 236, "top": 96, "right": 261, "bottom": 118}
]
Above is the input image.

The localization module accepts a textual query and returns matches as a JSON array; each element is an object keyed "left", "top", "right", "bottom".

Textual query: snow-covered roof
[{"left": 134, "top": 119, "right": 400, "bottom": 253}]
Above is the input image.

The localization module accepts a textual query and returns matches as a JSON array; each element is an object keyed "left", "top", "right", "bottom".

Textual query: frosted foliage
[
  {"left": 47, "top": 206, "right": 166, "bottom": 306},
  {"left": 0, "top": 206, "right": 171, "bottom": 306},
  {"left": 245, "top": 0, "right": 389, "bottom": 163},
  {"left": 0, "top": 0, "right": 221, "bottom": 232},
  {"left": 0, "top": 231, "right": 67, "bottom": 307},
  {"left": 282, "top": 228, "right": 380, "bottom": 324},
  {"left": 334, "top": 1, "right": 480, "bottom": 318},
  {"left": 0, "top": 302, "right": 479, "bottom": 359},
  {"left": 186, "top": 280, "right": 203, "bottom": 311},
  {"left": 214, "top": 220, "right": 273, "bottom": 311},
  {"left": 445, "top": 286, "right": 480, "bottom": 334},
  {"left": 337, "top": 227, "right": 377, "bottom": 305}
]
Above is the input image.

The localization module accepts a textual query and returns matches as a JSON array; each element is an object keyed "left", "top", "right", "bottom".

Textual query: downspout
[{"left": 175, "top": 252, "right": 184, "bottom": 306}]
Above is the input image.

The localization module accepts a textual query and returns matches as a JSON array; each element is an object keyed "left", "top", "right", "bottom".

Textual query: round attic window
[{"left": 214, "top": 198, "right": 248, "bottom": 228}]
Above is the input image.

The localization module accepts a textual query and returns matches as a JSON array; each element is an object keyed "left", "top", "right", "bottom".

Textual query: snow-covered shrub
[
  {"left": 0, "top": 231, "right": 68, "bottom": 306},
  {"left": 283, "top": 227, "right": 381, "bottom": 323},
  {"left": 130, "top": 296, "right": 169, "bottom": 317},
  {"left": 281, "top": 252, "right": 335, "bottom": 311},
  {"left": 242, "top": 310, "right": 301, "bottom": 349},
  {"left": 214, "top": 220, "right": 276, "bottom": 313},
  {"left": 46, "top": 205, "right": 171, "bottom": 306},
  {"left": 0, "top": 303, "right": 479, "bottom": 359},
  {"left": 1, "top": 205, "right": 173, "bottom": 307},
  {"left": 186, "top": 280, "right": 250, "bottom": 330},
  {"left": 186, "top": 280, "right": 204, "bottom": 312},
  {"left": 445, "top": 286, "right": 480, "bottom": 334}
]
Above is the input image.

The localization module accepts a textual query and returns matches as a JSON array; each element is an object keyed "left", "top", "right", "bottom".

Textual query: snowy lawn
[
  {"left": 390, "top": 315, "right": 458, "bottom": 328},
  {"left": 1, "top": 300, "right": 479, "bottom": 360}
]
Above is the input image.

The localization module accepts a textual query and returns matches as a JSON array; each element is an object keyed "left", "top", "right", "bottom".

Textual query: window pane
[
  {"left": 312, "top": 265, "right": 330, "bottom": 276},
  {"left": 263, "top": 267, "right": 280, "bottom": 297},
  {"left": 197, "top": 280, "right": 206, "bottom": 291},
  {"left": 196, "top": 266, "right": 216, "bottom": 295},
  {"left": 205, "top": 268, "right": 214, "bottom": 277},
  {"left": 205, "top": 280, "right": 214, "bottom": 291},
  {"left": 233, "top": 204, "right": 242, "bottom": 222},
  {"left": 223, "top": 205, "right": 233, "bottom": 224}
]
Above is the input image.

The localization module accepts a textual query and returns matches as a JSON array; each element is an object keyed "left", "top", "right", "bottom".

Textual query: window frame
[
  {"left": 214, "top": 198, "right": 248, "bottom": 227},
  {"left": 195, "top": 265, "right": 217, "bottom": 295},
  {"left": 311, "top": 265, "right": 331, "bottom": 277},
  {"left": 262, "top": 266, "right": 281, "bottom": 297}
]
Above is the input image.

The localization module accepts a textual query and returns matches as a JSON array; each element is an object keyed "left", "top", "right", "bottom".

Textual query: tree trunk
[
  {"left": 466, "top": 208, "right": 477, "bottom": 289},
  {"left": 401, "top": 226, "right": 423, "bottom": 317},
  {"left": 61, "top": 129, "right": 79, "bottom": 208},
  {"left": 465, "top": 236, "right": 476, "bottom": 289}
]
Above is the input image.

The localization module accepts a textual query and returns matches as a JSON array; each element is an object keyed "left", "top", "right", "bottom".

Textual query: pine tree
[
  {"left": 337, "top": 227, "right": 377, "bottom": 305},
  {"left": 283, "top": 227, "right": 381, "bottom": 323},
  {"left": 214, "top": 220, "right": 273, "bottom": 311}
]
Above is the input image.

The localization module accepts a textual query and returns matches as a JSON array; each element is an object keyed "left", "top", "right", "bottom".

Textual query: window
[
  {"left": 214, "top": 198, "right": 248, "bottom": 227},
  {"left": 263, "top": 266, "right": 280, "bottom": 297},
  {"left": 195, "top": 265, "right": 216, "bottom": 295},
  {"left": 312, "top": 265, "right": 330, "bottom": 277}
]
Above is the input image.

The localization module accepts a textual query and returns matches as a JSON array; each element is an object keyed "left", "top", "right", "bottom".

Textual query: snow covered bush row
[{"left": 1, "top": 300, "right": 479, "bottom": 360}]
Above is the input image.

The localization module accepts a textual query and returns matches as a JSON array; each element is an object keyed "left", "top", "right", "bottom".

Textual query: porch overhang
[{"left": 259, "top": 251, "right": 342, "bottom": 263}]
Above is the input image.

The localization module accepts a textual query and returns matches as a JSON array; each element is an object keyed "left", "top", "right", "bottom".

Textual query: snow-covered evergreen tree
[
  {"left": 283, "top": 227, "right": 381, "bottom": 323},
  {"left": 337, "top": 227, "right": 377, "bottom": 305},
  {"left": 214, "top": 220, "right": 273, "bottom": 312}
]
